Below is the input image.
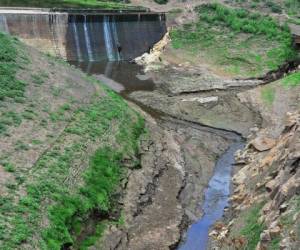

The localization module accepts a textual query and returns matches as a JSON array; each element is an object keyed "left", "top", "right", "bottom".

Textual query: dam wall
[{"left": 0, "top": 9, "right": 166, "bottom": 61}]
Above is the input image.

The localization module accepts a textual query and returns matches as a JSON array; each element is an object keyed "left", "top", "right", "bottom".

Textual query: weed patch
[
  {"left": 0, "top": 33, "right": 26, "bottom": 102},
  {"left": 1, "top": 86, "right": 145, "bottom": 249},
  {"left": 240, "top": 203, "right": 265, "bottom": 250},
  {"left": 31, "top": 72, "right": 48, "bottom": 85},
  {"left": 281, "top": 71, "right": 300, "bottom": 87},
  {"left": 3, "top": 162, "right": 15, "bottom": 172}
]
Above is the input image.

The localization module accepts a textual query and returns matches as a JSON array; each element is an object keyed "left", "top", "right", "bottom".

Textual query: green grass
[
  {"left": 0, "top": 0, "right": 145, "bottom": 10},
  {"left": 0, "top": 32, "right": 28, "bottom": 134},
  {"left": 232, "top": 0, "right": 300, "bottom": 19},
  {"left": 0, "top": 111, "right": 22, "bottom": 134},
  {"left": 267, "top": 236, "right": 280, "bottom": 250},
  {"left": 170, "top": 4, "right": 296, "bottom": 77},
  {"left": 240, "top": 203, "right": 265, "bottom": 250},
  {"left": 284, "top": 0, "right": 300, "bottom": 17},
  {"left": 3, "top": 162, "right": 15, "bottom": 172},
  {"left": 281, "top": 71, "right": 300, "bottom": 87},
  {"left": 0, "top": 33, "right": 26, "bottom": 102},
  {"left": 31, "top": 72, "right": 48, "bottom": 85},
  {"left": 0, "top": 82, "right": 145, "bottom": 249}
]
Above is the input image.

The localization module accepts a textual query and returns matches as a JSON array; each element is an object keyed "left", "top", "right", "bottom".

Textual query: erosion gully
[{"left": 70, "top": 60, "right": 244, "bottom": 249}]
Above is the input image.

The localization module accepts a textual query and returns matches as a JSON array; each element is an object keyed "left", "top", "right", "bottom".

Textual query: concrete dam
[{"left": 0, "top": 8, "right": 166, "bottom": 61}]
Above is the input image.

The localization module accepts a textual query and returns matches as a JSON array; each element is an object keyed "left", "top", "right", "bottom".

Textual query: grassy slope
[
  {"left": 170, "top": 3, "right": 297, "bottom": 78},
  {"left": 227, "top": 0, "right": 300, "bottom": 25},
  {"left": 0, "top": 0, "right": 142, "bottom": 10},
  {"left": 260, "top": 70, "right": 300, "bottom": 105},
  {"left": 0, "top": 32, "right": 144, "bottom": 250}
]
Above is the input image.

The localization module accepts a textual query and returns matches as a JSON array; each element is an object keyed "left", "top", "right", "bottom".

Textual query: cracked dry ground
[{"left": 96, "top": 111, "right": 241, "bottom": 249}]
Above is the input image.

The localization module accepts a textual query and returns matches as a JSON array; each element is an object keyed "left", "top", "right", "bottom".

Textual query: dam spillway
[{"left": 0, "top": 8, "right": 166, "bottom": 61}]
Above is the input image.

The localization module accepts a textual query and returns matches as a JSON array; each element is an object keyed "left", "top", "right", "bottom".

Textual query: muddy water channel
[{"left": 70, "top": 60, "right": 244, "bottom": 249}]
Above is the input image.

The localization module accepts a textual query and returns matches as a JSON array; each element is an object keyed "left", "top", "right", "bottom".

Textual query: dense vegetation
[
  {"left": 0, "top": 0, "right": 142, "bottom": 9},
  {"left": 170, "top": 3, "right": 297, "bottom": 77}
]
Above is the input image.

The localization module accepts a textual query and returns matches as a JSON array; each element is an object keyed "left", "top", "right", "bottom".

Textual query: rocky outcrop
[
  {"left": 135, "top": 30, "right": 170, "bottom": 72},
  {"left": 210, "top": 112, "right": 300, "bottom": 250}
]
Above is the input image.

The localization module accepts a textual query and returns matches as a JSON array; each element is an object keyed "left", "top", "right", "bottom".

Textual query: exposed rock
[
  {"left": 135, "top": 31, "right": 170, "bottom": 72},
  {"left": 130, "top": 90, "right": 261, "bottom": 136},
  {"left": 280, "top": 237, "right": 292, "bottom": 250},
  {"left": 260, "top": 230, "right": 271, "bottom": 242},
  {"left": 181, "top": 96, "right": 219, "bottom": 104},
  {"left": 232, "top": 168, "right": 247, "bottom": 184},
  {"left": 211, "top": 112, "right": 300, "bottom": 250},
  {"left": 269, "top": 226, "right": 281, "bottom": 239},
  {"left": 265, "top": 179, "right": 277, "bottom": 192},
  {"left": 250, "top": 136, "right": 276, "bottom": 152}
]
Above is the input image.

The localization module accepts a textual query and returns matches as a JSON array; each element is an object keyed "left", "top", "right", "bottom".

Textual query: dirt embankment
[
  {"left": 128, "top": 3, "right": 299, "bottom": 248},
  {"left": 95, "top": 104, "right": 237, "bottom": 249},
  {"left": 0, "top": 36, "right": 147, "bottom": 249}
]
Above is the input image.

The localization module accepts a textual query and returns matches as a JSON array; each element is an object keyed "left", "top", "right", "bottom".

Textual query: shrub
[
  {"left": 240, "top": 203, "right": 265, "bottom": 249},
  {"left": 154, "top": 0, "right": 168, "bottom": 4},
  {"left": 281, "top": 71, "right": 300, "bottom": 87},
  {"left": 3, "top": 162, "right": 15, "bottom": 172}
]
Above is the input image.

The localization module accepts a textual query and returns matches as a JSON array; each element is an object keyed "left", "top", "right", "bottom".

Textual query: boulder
[
  {"left": 265, "top": 179, "right": 277, "bottom": 192},
  {"left": 181, "top": 96, "right": 219, "bottom": 104},
  {"left": 250, "top": 136, "right": 276, "bottom": 152},
  {"left": 269, "top": 226, "right": 281, "bottom": 239}
]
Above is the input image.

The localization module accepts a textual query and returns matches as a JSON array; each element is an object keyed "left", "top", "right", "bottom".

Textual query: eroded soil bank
[
  {"left": 77, "top": 56, "right": 263, "bottom": 250},
  {"left": 92, "top": 4, "right": 300, "bottom": 247},
  {"left": 1, "top": 2, "right": 299, "bottom": 249}
]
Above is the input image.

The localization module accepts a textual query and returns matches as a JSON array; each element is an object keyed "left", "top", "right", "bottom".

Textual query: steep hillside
[
  {"left": 0, "top": 32, "right": 145, "bottom": 249},
  {"left": 209, "top": 72, "right": 300, "bottom": 250},
  {"left": 169, "top": 3, "right": 296, "bottom": 78}
]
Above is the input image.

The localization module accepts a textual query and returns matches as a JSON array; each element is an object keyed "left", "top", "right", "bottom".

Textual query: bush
[
  {"left": 154, "top": 0, "right": 168, "bottom": 4},
  {"left": 266, "top": 1, "right": 282, "bottom": 13},
  {"left": 240, "top": 203, "right": 265, "bottom": 249}
]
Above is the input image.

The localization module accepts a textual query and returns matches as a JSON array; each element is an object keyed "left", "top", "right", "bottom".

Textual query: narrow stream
[
  {"left": 70, "top": 60, "right": 244, "bottom": 250},
  {"left": 178, "top": 141, "right": 244, "bottom": 250}
]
